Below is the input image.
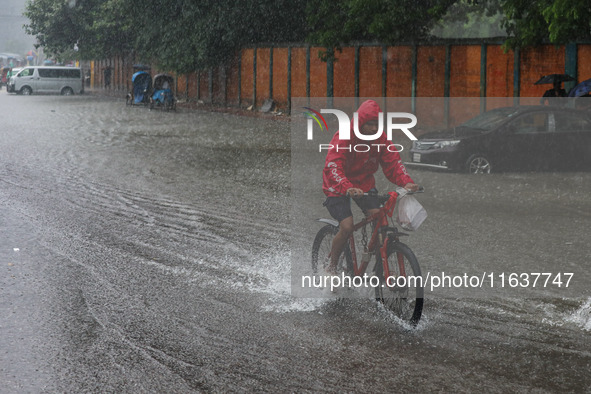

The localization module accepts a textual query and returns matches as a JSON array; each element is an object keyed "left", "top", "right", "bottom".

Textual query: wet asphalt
[{"left": 0, "top": 91, "right": 590, "bottom": 392}]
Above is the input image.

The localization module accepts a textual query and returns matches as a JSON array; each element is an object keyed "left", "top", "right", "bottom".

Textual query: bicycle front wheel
[
  {"left": 374, "top": 241, "right": 423, "bottom": 326},
  {"left": 311, "top": 224, "right": 353, "bottom": 275}
]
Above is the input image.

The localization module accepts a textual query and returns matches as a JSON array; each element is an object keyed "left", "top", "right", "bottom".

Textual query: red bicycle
[{"left": 311, "top": 188, "right": 424, "bottom": 326}]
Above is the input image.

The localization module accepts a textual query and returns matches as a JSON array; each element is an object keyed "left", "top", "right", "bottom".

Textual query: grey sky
[{"left": 0, "top": 0, "right": 35, "bottom": 55}]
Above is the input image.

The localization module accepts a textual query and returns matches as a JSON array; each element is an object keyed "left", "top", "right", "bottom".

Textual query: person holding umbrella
[
  {"left": 541, "top": 81, "right": 567, "bottom": 105},
  {"left": 536, "top": 74, "right": 572, "bottom": 105}
]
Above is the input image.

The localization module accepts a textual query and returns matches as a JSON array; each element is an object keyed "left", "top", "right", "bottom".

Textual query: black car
[{"left": 407, "top": 106, "right": 591, "bottom": 173}]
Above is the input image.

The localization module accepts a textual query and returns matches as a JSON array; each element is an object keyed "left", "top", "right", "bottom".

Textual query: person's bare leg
[
  {"left": 365, "top": 208, "right": 379, "bottom": 218},
  {"left": 327, "top": 216, "right": 353, "bottom": 273}
]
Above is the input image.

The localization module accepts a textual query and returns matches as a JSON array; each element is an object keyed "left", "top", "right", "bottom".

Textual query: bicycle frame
[{"left": 347, "top": 191, "right": 403, "bottom": 279}]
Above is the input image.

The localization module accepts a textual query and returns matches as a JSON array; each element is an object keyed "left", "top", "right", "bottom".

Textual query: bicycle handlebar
[
  {"left": 362, "top": 186, "right": 424, "bottom": 205},
  {"left": 331, "top": 187, "right": 424, "bottom": 200},
  {"left": 364, "top": 186, "right": 424, "bottom": 197}
]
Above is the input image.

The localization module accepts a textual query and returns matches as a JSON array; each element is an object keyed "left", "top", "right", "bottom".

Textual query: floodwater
[{"left": 0, "top": 92, "right": 589, "bottom": 392}]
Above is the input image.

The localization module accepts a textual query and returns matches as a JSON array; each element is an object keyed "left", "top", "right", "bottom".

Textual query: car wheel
[
  {"left": 61, "top": 87, "right": 74, "bottom": 96},
  {"left": 20, "top": 86, "right": 32, "bottom": 95},
  {"left": 466, "top": 154, "right": 492, "bottom": 174}
]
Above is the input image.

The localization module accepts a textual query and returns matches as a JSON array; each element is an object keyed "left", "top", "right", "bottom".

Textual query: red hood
[
  {"left": 322, "top": 99, "right": 414, "bottom": 197},
  {"left": 350, "top": 100, "right": 384, "bottom": 143}
]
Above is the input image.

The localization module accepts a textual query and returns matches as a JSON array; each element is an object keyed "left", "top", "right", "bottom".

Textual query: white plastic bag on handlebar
[{"left": 396, "top": 194, "right": 427, "bottom": 231}]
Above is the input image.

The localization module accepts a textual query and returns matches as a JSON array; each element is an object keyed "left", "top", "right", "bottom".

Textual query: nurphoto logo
[{"left": 303, "top": 107, "right": 418, "bottom": 152}]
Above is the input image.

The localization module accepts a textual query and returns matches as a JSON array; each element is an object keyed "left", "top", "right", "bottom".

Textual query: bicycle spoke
[
  {"left": 311, "top": 225, "right": 354, "bottom": 280},
  {"left": 375, "top": 242, "right": 423, "bottom": 325}
]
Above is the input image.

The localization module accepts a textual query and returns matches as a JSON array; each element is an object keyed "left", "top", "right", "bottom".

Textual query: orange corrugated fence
[{"left": 92, "top": 41, "right": 586, "bottom": 123}]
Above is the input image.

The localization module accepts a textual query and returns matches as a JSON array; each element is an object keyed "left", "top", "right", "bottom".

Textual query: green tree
[
  {"left": 25, "top": 0, "right": 308, "bottom": 72},
  {"left": 431, "top": 0, "right": 505, "bottom": 38},
  {"left": 501, "top": 0, "right": 591, "bottom": 48},
  {"left": 430, "top": 0, "right": 591, "bottom": 48},
  {"left": 24, "top": 0, "right": 133, "bottom": 61},
  {"left": 306, "top": 0, "right": 457, "bottom": 60},
  {"left": 125, "top": 0, "right": 308, "bottom": 72}
]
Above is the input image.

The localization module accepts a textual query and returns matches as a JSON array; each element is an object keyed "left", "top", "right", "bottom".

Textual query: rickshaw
[
  {"left": 150, "top": 74, "right": 176, "bottom": 111},
  {"left": 126, "top": 71, "right": 152, "bottom": 106},
  {"left": 0, "top": 66, "right": 10, "bottom": 89}
]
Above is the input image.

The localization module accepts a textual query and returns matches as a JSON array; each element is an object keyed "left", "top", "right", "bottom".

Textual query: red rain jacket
[{"left": 322, "top": 100, "right": 414, "bottom": 197}]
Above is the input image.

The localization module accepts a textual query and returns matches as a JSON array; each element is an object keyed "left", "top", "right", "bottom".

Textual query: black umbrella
[{"left": 534, "top": 74, "right": 575, "bottom": 85}]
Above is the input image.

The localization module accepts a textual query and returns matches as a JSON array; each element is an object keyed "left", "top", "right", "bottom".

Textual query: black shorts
[{"left": 323, "top": 189, "right": 380, "bottom": 223}]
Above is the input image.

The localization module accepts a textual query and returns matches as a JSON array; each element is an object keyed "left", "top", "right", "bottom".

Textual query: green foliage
[
  {"left": 24, "top": 0, "right": 79, "bottom": 58},
  {"left": 501, "top": 0, "right": 591, "bottom": 49},
  {"left": 543, "top": 0, "right": 591, "bottom": 43},
  {"left": 431, "top": 0, "right": 505, "bottom": 38},
  {"left": 23, "top": 0, "right": 591, "bottom": 70},
  {"left": 306, "top": 0, "right": 457, "bottom": 60},
  {"left": 25, "top": 0, "right": 308, "bottom": 72},
  {"left": 24, "top": 0, "right": 133, "bottom": 61},
  {"left": 125, "top": 0, "right": 307, "bottom": 72}
]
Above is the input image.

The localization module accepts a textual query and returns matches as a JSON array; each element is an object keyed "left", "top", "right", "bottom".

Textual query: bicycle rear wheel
[
  {"left": 374, "top": 241, "right": 423, "bottom": 326},
  {"left": 311, "top": 224, "right": 353, "bottom": 275}
]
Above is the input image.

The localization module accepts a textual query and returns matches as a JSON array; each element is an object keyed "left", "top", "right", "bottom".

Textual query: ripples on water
[{"left": 2, "top": 94, "right": 590, "bottom": 391}]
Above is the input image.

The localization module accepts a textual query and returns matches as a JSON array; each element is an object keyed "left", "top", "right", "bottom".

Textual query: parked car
[
  {"left": 407, "top": 106, "right": 591, "bottom": 173},
  {"left": 7, "top": 66, "right": 83, "bottom": 95}
]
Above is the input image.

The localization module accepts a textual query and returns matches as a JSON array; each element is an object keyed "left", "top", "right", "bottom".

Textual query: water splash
[{"left": 566, "top": 297, "right": 591, "bottom": 331}]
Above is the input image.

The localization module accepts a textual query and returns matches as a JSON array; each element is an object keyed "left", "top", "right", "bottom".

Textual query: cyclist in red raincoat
[{"left": 322, "top": 99, "right": 419, "bottom": 274}]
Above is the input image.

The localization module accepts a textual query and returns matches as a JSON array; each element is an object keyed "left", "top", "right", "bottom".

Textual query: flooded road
[{"left": 1, "top": 92, "right": 590, "bottom": 392}]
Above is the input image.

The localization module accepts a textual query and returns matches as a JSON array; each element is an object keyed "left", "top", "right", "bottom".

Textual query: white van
[{"left": 8, "top": 66, "right": 83, "bottom": 95}]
